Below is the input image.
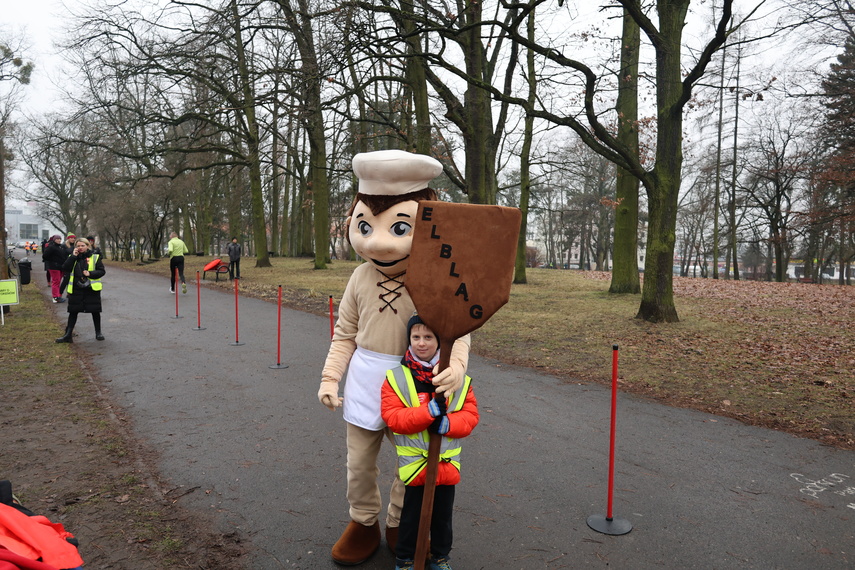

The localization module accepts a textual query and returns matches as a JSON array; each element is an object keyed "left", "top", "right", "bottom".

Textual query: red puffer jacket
[{"left": 381, "top": 379, "right": 479, "bottom": 486}]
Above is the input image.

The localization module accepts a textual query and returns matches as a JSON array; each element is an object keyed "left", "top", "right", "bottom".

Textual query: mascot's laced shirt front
[
  {"left": 332, "top": 263, "right": 415, "bottom": 355},
  {"left": 323, "top": 262, "right": 470, "bottom": 431}
]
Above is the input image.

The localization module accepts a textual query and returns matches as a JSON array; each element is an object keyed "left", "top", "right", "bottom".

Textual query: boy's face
[
  {"left": 409, "top": 324, "right": 439, "bottom": 361},
  {"left": 347, "top": 199, "right": 418, "bottom": 274}
]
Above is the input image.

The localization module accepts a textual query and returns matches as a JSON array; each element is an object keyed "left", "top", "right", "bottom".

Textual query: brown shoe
[
  {"left": 385, "top": 525, "right": 398, "bottom": 554},
  {"left": 331, "top": 520, "right": 380, "bottom": 565}
]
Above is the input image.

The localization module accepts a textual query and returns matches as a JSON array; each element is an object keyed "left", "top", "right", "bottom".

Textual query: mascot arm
[
  {"left": 318, "top": 278, "right": 361, "bottom": 410},
  {"left": 432, "top": 334, "right": 471, "bottom": 397},
  {"left": 318, "top": 338, "right": 356, "bottom": 410}
]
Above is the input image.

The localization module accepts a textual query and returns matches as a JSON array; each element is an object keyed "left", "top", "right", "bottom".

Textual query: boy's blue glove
[
  {"left": 427, "top": 399, "right": 443, "bottom": 418},
  {"left": 437, "top": 416, "right": 450, "bottom": 435},
  {"left": 429, "top": 415, "right": 450, "bottom": 435}
]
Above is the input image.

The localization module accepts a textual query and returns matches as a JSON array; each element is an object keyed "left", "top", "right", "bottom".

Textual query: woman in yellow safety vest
[{"left": 55, "top": 238, "right": 106, "bottom": 343}]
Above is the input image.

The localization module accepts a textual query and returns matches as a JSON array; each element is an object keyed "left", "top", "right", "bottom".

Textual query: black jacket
[
  {"left": 43, "top": 242, "right": 69, "bottom": 271},
  {"left": 63, "top": 252, "right": 106, "bottom": 313}
]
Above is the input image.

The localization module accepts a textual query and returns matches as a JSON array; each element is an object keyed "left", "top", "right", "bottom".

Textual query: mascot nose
[{"left": 366, "top": 233, "right": 400, "bottom": 256}]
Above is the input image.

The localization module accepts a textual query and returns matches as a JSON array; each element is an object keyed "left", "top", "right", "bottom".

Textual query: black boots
[
  {"left": 55, "top": 328, "right": 73, "bottom": 343},
  {"left": 55, "top": 329, "right": 102, "bottom": 342}
]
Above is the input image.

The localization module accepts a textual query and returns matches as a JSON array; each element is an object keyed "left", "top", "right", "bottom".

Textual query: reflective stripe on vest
[
  {"left": 66, "top": 254, "right": 102, "bottom": 294},
  {"left": 386, "top": 365, "right": 472, "bottom": 485}
]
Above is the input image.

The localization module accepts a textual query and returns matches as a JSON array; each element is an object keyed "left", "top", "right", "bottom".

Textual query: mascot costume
[{"left": 319, "top": 149, "right": 470, "bottom": 565}]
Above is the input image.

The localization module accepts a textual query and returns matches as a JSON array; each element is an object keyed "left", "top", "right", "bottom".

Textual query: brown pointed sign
[
  {"left": 405, "top": 201, "right": 521, "bottom": 341},
  {"left": 404, "top": 200, "right": 521, "bottom": 570}
]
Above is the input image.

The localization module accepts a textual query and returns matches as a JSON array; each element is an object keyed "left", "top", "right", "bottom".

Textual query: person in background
[
  {"left": 55, "top": 238, "right": 106, "bottom": 342},
  {"left": 43, "top": 235, "right": 68, "bottom": 303},
  {"left": 227, "top": 236, "right": 242, "bottom": 280},
  {"left": 41, "top": 238, "right": 50, "bottom": 282},
  {"left": 86, "top": 235, "right": 102, "bottom": 256},
  {"left": 58, "top": 234, "right": 76, "bottom": 300},
  {"left": 167, "top": 231, "right": 189, "bottom": 294}
]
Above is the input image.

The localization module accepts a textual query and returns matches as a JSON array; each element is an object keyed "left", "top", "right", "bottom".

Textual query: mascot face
[{"left": 348, "top": 198, "right": 419, "bottom": 274}]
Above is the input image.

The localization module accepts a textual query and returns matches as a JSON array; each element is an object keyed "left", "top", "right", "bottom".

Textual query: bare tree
[
  {"left": 741, "top": 109, "right": 817, "bottom": 281},
  {"left": 0, "top": 33, "right": 32, "bottom": 279}
]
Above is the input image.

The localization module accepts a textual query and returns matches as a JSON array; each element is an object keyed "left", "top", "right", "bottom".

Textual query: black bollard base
[
  {"left": 269, "top": 363, "right": 289, "bottom": 369},
  {"left": 586, "top": 514, "right": 632, "bottom": 536}
]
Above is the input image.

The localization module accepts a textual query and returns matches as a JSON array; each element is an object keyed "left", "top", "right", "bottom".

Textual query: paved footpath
[{"left": 46, "top": 264, "right": 853, "bottom": 569}]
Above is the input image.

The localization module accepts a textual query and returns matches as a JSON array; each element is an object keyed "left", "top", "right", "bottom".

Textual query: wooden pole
[{"left": 413, "top": 344, "right": 452, "bottom": 570}]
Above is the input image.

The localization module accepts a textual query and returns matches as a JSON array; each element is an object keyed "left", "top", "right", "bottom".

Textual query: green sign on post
[
  {"left": 0, "top": 279, "right": 20, "bottom": 306},
  {"left": 0, "top": 279, "right": 20, "bottom": 325}
]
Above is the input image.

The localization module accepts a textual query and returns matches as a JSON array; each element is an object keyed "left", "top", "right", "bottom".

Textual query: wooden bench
[
  {"left": 202, "top": 259, "right": 231, "bottom": 281},
  {"left": 797, "top": 277, "right": 816, "bottom": 284}
]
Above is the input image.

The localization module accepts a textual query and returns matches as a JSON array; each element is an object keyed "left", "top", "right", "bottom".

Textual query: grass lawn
[{"left": 120, "top": 255, "right": 855, "bottom": 449}]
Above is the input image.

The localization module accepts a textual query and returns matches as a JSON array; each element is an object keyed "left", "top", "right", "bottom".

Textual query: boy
[{"left": 381, "top": 315, "right": 479, "bottom": 570}]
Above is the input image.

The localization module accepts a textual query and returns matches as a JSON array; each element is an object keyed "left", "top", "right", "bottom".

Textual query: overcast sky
[{"left": 3, "top": 0, "right": 74, "bottom": 114}]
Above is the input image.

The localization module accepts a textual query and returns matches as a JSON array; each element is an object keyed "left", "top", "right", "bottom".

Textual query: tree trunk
[
  {"left": 0, "top": 137, "right": 8, "bottom": 280},
  {"left": 228, "top": 169, "right": 242, "bottom": 254},
  {"left": 402, "top": 1, "right": 432, "bottom": 155},
  {"left": 514, "top": 10, "right": 536, "bottom": 284},
  {"left": 610, "top": 8, "right": 641, "bottom": 294},
  {"left": 729, "top": 49, "right": 741, "bottom": 280},
  {"left": 275, "top": 0, "right": 329, "bottom": 268},
  {"left": 461, "top": 1, "right": 496, "bottom": 205},
  {"left": 712, "top": 40, "right": 726, "bottom": 279},
  {"left": 270, "top": 103, "right": 281, "bottom": 257},
  {"left": 230, "top": 0, "right": 271, "bottom": 267},
  {"left": 636, "top": 1, "right": 689, "bottom": 323}
]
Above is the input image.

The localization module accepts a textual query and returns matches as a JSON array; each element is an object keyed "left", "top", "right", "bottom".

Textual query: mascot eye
[
  {"left": 390, "top": 221, "right": 412, "bottom": 237},
  {"left": 357, "top": 220, "right": 373, "bottom": 237}
]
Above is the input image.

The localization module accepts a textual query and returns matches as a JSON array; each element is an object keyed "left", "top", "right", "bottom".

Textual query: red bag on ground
[
  {"left": 0, "top": 504, "right": 83, "bottom": 569},
  {"left": 0, "top": 547, "right": 61, "bottom": 570}
]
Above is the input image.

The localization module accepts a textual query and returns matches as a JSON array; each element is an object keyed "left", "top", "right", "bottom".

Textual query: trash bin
[{"left": 18, "top": 259, "right": 32, "bottom": 285}]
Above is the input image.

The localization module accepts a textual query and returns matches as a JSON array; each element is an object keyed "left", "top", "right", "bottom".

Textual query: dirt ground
[{"left": 1, "top": 286, "right": 249, "bottom": 569}]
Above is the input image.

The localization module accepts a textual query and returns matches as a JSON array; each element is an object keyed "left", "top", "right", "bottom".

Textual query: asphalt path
[{"left": 43, "top": 263, "right": 854, "bottom": 569}]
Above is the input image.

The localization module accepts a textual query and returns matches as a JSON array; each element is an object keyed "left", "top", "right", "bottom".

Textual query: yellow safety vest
[
  {"left": 66, "top": 254, "right": 103, "bottom": 294},
  {"left": 386, "top": 366, "right": 472, "bottom": 485}
]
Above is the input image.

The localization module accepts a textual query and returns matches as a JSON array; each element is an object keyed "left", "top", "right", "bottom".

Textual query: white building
[{"left": 4, "top": 200, "right": 64, "bottom": 247}]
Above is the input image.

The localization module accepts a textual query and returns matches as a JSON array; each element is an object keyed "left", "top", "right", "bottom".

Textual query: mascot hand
[
  {"left": 318, "top": 379, "right": 343, "bottom": 411},
  {"left": 432, "top": 362, "right": 464, "bottom": 397}
]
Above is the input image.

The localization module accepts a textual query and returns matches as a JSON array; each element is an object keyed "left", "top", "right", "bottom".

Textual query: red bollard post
[
  {"left": 270, "top": 285, "right": 288, "bottom": 369},
  {"left": 229, "top": 278, "right": 244, "bottom": 346},
  {"left": 586, "top": 344, "right": 632, "bottom": 536},
  {"left": 329, "top": 295, "right": 335, "bottom": 339},
  {"left": 171, "top": 267, "right": 183, "bottom": 319},
  {"left": 192, "top": 270, "right": 205, "bottom": 331}
]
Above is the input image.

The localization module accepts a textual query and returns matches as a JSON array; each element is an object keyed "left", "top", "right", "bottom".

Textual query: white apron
[{"left": 343, "top": 346, "right": 401, "bottom": 431}]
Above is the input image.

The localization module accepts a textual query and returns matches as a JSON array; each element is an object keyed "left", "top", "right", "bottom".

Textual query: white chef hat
[{"left": 352, "top": 149, "right": 443, "bottom": 196}]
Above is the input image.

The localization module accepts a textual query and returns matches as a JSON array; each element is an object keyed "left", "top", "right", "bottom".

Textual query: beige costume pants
[{"left": 346, "top": 422, "right": 405, "bottom": 528}]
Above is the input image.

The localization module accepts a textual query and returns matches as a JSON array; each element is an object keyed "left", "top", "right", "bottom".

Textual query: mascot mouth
[{"left": 372, "top": 255, "right": 408, "bottom": 268}]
